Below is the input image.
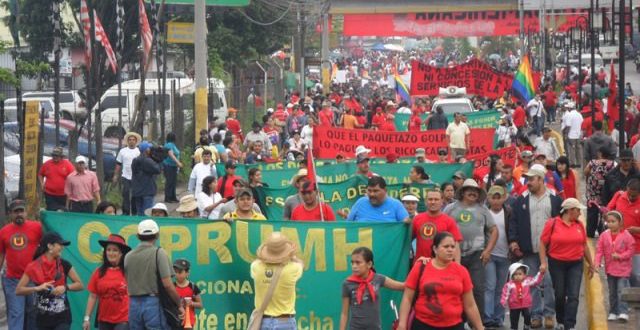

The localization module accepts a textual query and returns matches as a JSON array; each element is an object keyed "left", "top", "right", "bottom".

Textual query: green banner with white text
[
  {"left": 394, "top": 109, "right": 501, "bottom": 131},
  {"left": 41, "top": 212, "right": 411, "bottom": 330}
]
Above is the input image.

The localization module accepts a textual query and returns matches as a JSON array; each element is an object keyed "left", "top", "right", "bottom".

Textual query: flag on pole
[
  {"left": 138, "top": 0, "right": 153, "bottom": 69},
  {"left": 116, "top": 0, "right": 125, "bottom": 59},
  {"left": 94, "top": 10, "right": 118, "bottom": 73},
  {"left": 511, "top": 54, "right": 536, "bottom": 103},
  {"left": 80, "top": 0, "right": 92, "bottom": 66},
  {"left": 306, "top": 149, "right": 316, "bottom": 188},
  {"left": 607, "top": 60, "right": 618, "bottom": 129},
  {"left": 395, "top": 74, "right": 411, "bottom": 105}
]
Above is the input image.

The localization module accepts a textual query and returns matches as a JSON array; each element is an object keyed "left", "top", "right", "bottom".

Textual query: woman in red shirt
[
  {"left": 15, "top": 232, "right": 84, "bottom": 329},
  {"left": 539, "top": 198, "right": 597, "bottom": 330},
  {"left": 555, "top": 156, "right": 578, "bottom": 199},
  {"left": 397, "top": 232, "right": 483, "bottom": 330},
  {"left": 83, "top": 234, "right": 131, "bottom": 329}
]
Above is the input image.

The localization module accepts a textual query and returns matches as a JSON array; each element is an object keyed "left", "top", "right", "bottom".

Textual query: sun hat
[
  {"left": 401, "top": 194, "right": 420, "bottom": 202},
  {"left": 51, "top": 147, "right": 64, "bottom": 157},
  {"left": 290, "top": 168, "right": 309, "bottom": 185},
  {"left": 176, "top": 194, "right": 198, "bottom": 213},
  {"left": 138, "top": 219, "right": 160, "bottom": 235},
  {"left": 98, "top": 234, "right": 131, "bottom": 253},
  {"left": 455, "top": 178, "right": 487, "bottom": 201},
  {"left": 524, "top": 164, "right": 547, "bottom": 178},
  {"left": 256, "top": 232, "right": 297, "bottom": 264},
  {"left": 355, "top": 145, "right": 371, "bottom": 157},
  {"left": 560, "top": 198, "right": 586, "bottom": 214},
  {"left": 123, "top": 132, "right": 142, "bottom": 145},
  {"left": 145, "top": 203, "right": 168, "bottom": 216},
  {"left": 508, "top": 262, "right": 529, "bottom": 279}
]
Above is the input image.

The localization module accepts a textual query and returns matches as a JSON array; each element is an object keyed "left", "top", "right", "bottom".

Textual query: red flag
[
  {"left": 608, "top": 61, "right": 618, "bottom": 130},
  {"left": 94, "top": 11, "right": 118, "bottom": 73},
  {"left": 80, "top": 0, "right": 92, "bottom": 66},
  {"left": 138, "top": 0, "right": 153, "bottom": 70},
  {"left": 306, "top": 149, "right": 316, "bottom": 187}
]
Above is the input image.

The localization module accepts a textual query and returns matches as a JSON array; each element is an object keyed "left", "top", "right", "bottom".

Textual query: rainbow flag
[
  {"left": 511, "top": 54, "right": 536, "bottom": 103},
  {"left": 395, "top": 74, "right": 411, "bottom": 105}
]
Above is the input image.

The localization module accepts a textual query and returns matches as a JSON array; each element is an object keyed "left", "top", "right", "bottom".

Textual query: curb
[{"left": 585, "top": 239, "right": 608, "bottom": 330}]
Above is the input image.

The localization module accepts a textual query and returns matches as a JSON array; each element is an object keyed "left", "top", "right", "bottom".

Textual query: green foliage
[{"left": 15, "top": 59, "right": 50, "bottom": 78}]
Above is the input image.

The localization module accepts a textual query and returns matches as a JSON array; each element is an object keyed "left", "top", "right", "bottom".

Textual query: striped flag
[
  {"left": 94, "top": 10, "right": 118, "bottom": 73},
  {"left": 80, "top": 0, "right": 92, "bottom": 66},
  {"left": 116, "top": 0, "right": 125, "bottom": 59},
  {"left": 511, "top": 54, "right": 536, "bottom": 103},
  {"left": 138, "top": 0, "right": 153, "bottom": 69}
]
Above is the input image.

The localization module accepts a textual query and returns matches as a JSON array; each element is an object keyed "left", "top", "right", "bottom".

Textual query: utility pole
[
  {"left": 519, "top": 0, "right": 525, "bottom": 56},
  {"left": 194, "top": 0, "right": 208, "bottom": 144},
  {"left": 297, "top": 1, "right": 306, "bottom": 95},
  {"left": 321, "top": 10, "right": 330, "bottom": 94},
  {"left": 590, "top": 0, "right": 596, "bottom": 120},
  {"left": 619, "top": 0, "right": 626, "bottom": 155}
]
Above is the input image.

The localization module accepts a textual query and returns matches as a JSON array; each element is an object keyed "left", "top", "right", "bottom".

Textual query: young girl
[
  {"left": 173, "top": 259, "right": 203, "bottom": 329},
  {"left": 339, "top": 247, "right": 404, "bottom": 330},
  {"left": 595, "top": 211, "right": 636, "bottom": 322},
  {"left": 500, "top": 262, "right": 545, "bottom": 330}
]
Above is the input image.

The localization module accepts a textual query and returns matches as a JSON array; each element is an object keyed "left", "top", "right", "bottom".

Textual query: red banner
[
  {"left": 312, "top": 126, "right": 495, "bottom": 159},
  {"left": 410, "top": 59, "right": 513, "bottom": 98},
  {"left": 342, "top": 10, "right": 586, "bottom": 37},
  {"left": 467, "top": 146, "right": 518, "bottom": 170}
]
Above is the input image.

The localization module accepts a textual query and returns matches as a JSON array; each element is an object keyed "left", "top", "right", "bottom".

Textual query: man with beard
[
  {"left": 347, "top": 176, "right": 409, "bottom": 222},
  {"left": 0, "top": 200, "right": 43, "bottom": 329}
]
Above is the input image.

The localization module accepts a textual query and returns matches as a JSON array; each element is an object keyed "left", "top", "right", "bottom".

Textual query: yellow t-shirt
[
  {"left": 193, "top": 146, "right": 219, "bottom": 164},
  {"left": 446, "top": 122, "right": 470, "bottom": 149},
  {"left": 223, "top": 211, "right": 266, "bottom": 220},
  {"left": 250, "top": 260, "right": 303, "bottom": 316},
  {"left": 343, "top": 114, "right": 358, "bottom": 129}
]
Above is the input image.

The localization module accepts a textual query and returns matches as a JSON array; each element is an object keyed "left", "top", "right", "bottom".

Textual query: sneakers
[
  {"left": 618, "top": 313, "right": 629, "bottom": 322},
  {"left": 544, "top": 316, "right": 555, "bottom": 329},
  {"left": 608, "top": 313, "right": 618, "bottom": 321},
  {"left": 531, "top": 319, "right": 542, "bottom": 328}
]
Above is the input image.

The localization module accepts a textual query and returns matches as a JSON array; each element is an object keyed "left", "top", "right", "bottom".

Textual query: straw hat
[
  {"left": 455, "top": 179, "right": 487, "bottom": 201},
  {"left": 256, "top": 232, "right": 297, "bottom": 264},
  {"left": 123, "top": 132, "right": 142, "bottom": 145},
  {"left": 176, "top": 194, "right": 198, "bottom": 213},
  {"left": 290, "top": 168, "right": 309, "bottom": 185}
]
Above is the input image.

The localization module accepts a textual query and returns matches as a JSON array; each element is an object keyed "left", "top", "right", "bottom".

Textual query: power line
[{"left": 235, "top": 2, "right": 292, "bottom": 26}]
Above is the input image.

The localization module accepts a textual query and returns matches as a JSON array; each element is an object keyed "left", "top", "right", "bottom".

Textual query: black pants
[
  {"left": 586, "top": 204, "right": 604, "bottom": 238},
  {"left": 509, "top": 308, "right": 531, "bottom": 329},
  {"left": 44, "top": 193, "right": 66, "bottom": 211},
  {"left": 411, "top": 318, "right": 464, "bottom": 330},
  {"left": 70, "top": 200, "right": 93, "bottom": 213},
  {"left": 163, "top": 165, "right": 178, "bottom": 202},
  {"left": 461, "top": 251, "right": 485, "bottom": 318},
  {"left": 120, "top": 178, "right": 135, "bottom": 215},
  {"left": 98, "top": 321, "right": 129, "bottom": 330},
  {"left": 549, "top": 258, "right": 583, "bottom": 329}
]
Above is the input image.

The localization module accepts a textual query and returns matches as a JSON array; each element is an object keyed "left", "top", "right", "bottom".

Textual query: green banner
[
  {"left": 219, "top": 161, "right": 473, "bottom": 189},
  {"left": 256, "top": 162, "right": 473, "bottom": 220},
  {"left": 41, "top": 212, "right": 410, "bottom": 330},
  {"left": 394, "top": 109, "right": 501, "bottom": 131}
]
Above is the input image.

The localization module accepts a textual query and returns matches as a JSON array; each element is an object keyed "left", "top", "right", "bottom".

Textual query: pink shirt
[
  {"left": 595, "top": 229, "right": 635, "bottom": 278},
  {"left": 501, "top": 272, "right": 544, "bottom": 309},
  {"left": 64, "top": 170, "right": 100, "bottom": 201}
]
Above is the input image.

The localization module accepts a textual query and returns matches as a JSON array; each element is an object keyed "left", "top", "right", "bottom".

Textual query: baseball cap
[
  {"left": 225, "top": 161, "right": 237, "bottom": 169},
  {"left": 235, "top": 187, "right": 253, "bottom": 198},
  {"left": 51, "top": 147, "right": 64, "bottom": 157},
  {"left": 524, "top": 164, "right": 547, "bottom": 178},
  {"left": 386, "top": 153, "right": 398, "bottom": 163},
  {"left": 355, "top": 145, "right": 371, "bottom": 157},
  {"left": 138, "top": 219, "right": 160, "bottom": 235},
  {"left": 619, "top": 149, "right": 634, "bottom": 160},
  {"left": 452, "top": 171, "right": 466, "bottom": 180},
  {"left": 75, "top": 155, "right": 87, "bottom": 163},
  {"left": 139, "top": 141, "right": 152, "bottom": 153},
  {"left": 520, "top": 150, "right": 533, "bottom": 158},
  {"left": 173, "top": 258, "right": 191, "bottom": 271},
  {"left": 487, "top": 185, "right": 506, "bottom": 197},
  {"left": 560, "top": 198, "right": 586, "bottom": 213},
  {"left": 415, "top": 148, "right": 426, "bottom": 157}
]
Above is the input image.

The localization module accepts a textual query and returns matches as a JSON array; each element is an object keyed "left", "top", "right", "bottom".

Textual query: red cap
[{"left": 386, "top": 153, "right": 398, "bottom": 162}]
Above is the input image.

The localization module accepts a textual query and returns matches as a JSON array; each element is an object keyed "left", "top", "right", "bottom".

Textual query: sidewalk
[{"left": 599, "top": 269, "right": 637, "bottom": 330}]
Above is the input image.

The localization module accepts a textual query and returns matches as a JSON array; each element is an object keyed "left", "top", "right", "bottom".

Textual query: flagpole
[{"left": 308, "top": 144, "right": 324, "bottom": 222}]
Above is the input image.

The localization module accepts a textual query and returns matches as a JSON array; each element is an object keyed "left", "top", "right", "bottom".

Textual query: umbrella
[
  {"left": 384, "top": 44, "right": 405, "bottom": 52},
  {"left": 371, "top": 43, "right": 385, "bottom": 51}
]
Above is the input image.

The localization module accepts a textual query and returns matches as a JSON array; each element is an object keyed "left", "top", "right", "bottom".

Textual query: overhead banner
[
  {"left": 42, "top": 212, "right": 410, "bottom": 330},
  {"left": 313, "top": 126, "right": 496, "bottom": 159},
  {"left": 410, "top": 59, "right": 513, "bottom": 98},
  {"left": 342, "top": 10, "right": 587, "bottom": 37},
  {"left": 394, "top": 110, "right": 501, "bottom": 131}
]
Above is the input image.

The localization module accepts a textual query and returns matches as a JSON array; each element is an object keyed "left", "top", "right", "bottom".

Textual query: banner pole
[{"left": 309, "top": 144, "right": 324, "bottom": 222}]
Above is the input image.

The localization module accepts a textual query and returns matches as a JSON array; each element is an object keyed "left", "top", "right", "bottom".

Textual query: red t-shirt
[
  {"left": 560, "top": 170, "right": 577, "bottom": 199},
  {"left": 540, "top": 217, "right": 587, "bottom": 261},
  {"left": 412, "top": 213, "right": 463, "bottom": 260},
  {"left": 408, "top": 115, "right": 422, "bottom": 131},
  {"left": 607, "top": 190, "right": 640, "bottom": 253},
  {"left": 380, "top": 121, "right": 396, "bottom": 132},
  {"left": 0, "top": 220, "right": 42, "bottom": 278},
  {"left": 290, "top": 203, "right": 336, "bottom": 221},
  {"left": 512, "top": 107, "right": 526, "bottom": 128},
  {"left": 372, "top": 113, "right": 386, "bottom": 128},
  {"left": 87, "top": 268, "right": 129, "bottom": 323},
  {"left": 405, "top": 261, "right": 473, "bottom": 327},
  {"left": 216, "top": 175, "right": 242, "bottom": 199},
  {"left": 543, "top": 90, "right": 557, "bottom": 108},
  {"left": 38, "top": 159, "right": 75, "bottom": 196},
  {"left": 318, "top": 110, "right": 334, "bottom": 127},
  {"left": 226, "top": 118, "right": 242, "bottom": 136},
  {"left": 175, "top": 281, "right": 201, "bottom": 327}
]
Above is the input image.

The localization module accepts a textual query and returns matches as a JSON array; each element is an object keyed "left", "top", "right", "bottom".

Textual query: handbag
[
  {"left": 155, "top": 248, "right": 182, "bottom": 329},
  {"left": 247, "top": 265, "right": 284, "bottom": 330}
]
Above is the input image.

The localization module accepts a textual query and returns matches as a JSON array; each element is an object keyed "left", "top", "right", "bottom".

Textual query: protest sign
[
  {"left": 410, "top": 59, "right": 513, "bottom": 98},
  {"left": 394, "top": 110, "right": 501, "bottom": 131},
  {"left": 313, "top": 126, "right": 496, "bottom": 159},
  {"left": 41, "top": 212, "right": 410, "bottom": 330},
  {"left": 467, "top": 146, "right": 518, "bottom": 169}
]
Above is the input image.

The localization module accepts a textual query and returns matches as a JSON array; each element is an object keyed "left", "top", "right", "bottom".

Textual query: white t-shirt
[
  {"left": 490, "top": 208, "right": 508, "bottom": 258},
  {"left": 527, "top": 99, "right": 544, "bottom": 117},
  {"left": 445, "top": 122, "right": 470, "bottom": 149},
  {"left": 197, "top": 191, "right": 223, "bottom": 219},
  {"left": 115, "top": 147, "right": 141, "bottom": 180},
  {"left": 190, "top": 162, "right": 217, "bottom": 197},
  {"left": 561, "top": 110, "right": 584, "bottom": 139},
  {"left": 301, "top": 125, "right": 313, "bottom": 146}
]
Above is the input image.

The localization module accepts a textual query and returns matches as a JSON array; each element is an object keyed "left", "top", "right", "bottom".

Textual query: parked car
[
  {"left": 2, "top": 98, "right": 55, "bottom": 122},
  {"left": 4, "top": 153, "right": 52, "bottom": 204},
  {"left": 22, "top": 90, "right": 87, "bottom": 120},
  {"left": 431, "top": 86, "right": 476, "bottom": 114}
]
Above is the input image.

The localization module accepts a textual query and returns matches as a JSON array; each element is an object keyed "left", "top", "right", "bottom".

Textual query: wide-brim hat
[
  {"left": 290, "top": 168, "right": 309, "bottom": 185},
  {"left": 256, "top": 232, "right": 297, "bottom": 264},
  {"left": 508, "top": 262, "right": 529, "bottom": 279},
  {"left": 455, "top": 178, "right": 487, "bottom": 201},
  {"left": 99, "top": 234, "right": 131, "bottom": 253},
  {"left": 123, "top": 132, "right": 142, "bottom": 145},
  {"left": 560, "top": 198, "right": 586, "bottom": 214},
  {"left": 145, "top": 203, "right": 168, "bottom": 216},
  {"left": 176, "top": 194, "right": 198, "bottom": 213}
]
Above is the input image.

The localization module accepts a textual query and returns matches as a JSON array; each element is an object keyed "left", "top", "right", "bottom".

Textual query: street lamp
[
  {"left": 590, "top": 4, "right": 603, "bottom": 121},
  {"left": 573, "top": 16, "right": 588, "bottom": 109}
]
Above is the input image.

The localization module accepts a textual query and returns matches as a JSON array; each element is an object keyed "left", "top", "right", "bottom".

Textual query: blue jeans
[
  {"left": 548, "top": 258, "right": 583, "bottom": 329},
  {"left": 128, "top": 296, "right": 166, "bottom": 330},
  {"left": 2, "top": 275, "right": 36, "bottom": 330},
  {"left": 260, "top": 317, "right": 297, "bottom": 330},
  {"left": 133, "top": 196, "right": 154, "bottom": 216},
  {"left": 163, "top": 165, "right": 178, "bottom": 201},
  {"left": 522, "top": 253, "right": 555, "bottom": 319},
  {"left": 484, "top": 255, "right": 509, "bottom": 325},
  {"left": 631, "top": 255, "right": 640, "bottom": 287},
  {"left": 607, "top": 275, "right": 630, "bottom": 315}
]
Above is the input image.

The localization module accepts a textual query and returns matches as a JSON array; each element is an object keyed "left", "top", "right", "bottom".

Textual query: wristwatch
[{"left": 84, "top": 316, "right": 90, "bottom": 322}]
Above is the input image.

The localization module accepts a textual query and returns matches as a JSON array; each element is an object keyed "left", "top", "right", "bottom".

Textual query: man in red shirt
[
  {"left": 543, "top": 86, "right": 557, "bottom": 123},
  {"left": 606, "top": 179, "right": 640, "bottom": 286},
  {"left": 408, "top": 109, "right": 423, "bottom": 131},
  {"left": 225, "top": 108, "right": 243, "bottom": 140},
  {"left": 412, "top": 190, "right": 462, "bottom": 262},
  {"left": 371, "top": 107, "right": 386, "bottom": 130},
  {"left": 318, "top": 103, "right": 334, "bottom": 127},
  {"left": 290, "top": 182, "right": 336, "bottom": 221},
  {"left": 512, "top": 102, "right": 527, "bottom": 132},
  {"left": 0, "top": 199, "right": 42, "bottom": 329},
  {"left": 38, "top": 147, "right": 75, "bottom": 211}
]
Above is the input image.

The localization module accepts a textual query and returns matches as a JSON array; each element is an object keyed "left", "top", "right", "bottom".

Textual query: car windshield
[{"left": 436, "top": 102, "right": 472, "bottom": 114}]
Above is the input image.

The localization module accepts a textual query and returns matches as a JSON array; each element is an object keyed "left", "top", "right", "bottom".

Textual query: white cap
[
  {"left": 75, "top": 155, "right": 87, "bottom": 163},
  {"left": 401, "top": 194, "right": 420, "bottom": 202},
  {"left": 138, "top": 219, "right": 160, "bottom": 235},
  {"left": 355, "top": 145, "right": 371, "bottom": 157},
  {"left": 267, "top": 108, "right": 274, "bottom": 113},
  {"left": 286, "top": 103, "right": 294, "bottom": 108}
]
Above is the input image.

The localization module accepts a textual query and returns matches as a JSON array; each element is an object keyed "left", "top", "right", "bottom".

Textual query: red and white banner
[
  {"left": 467, "top": 146, "right": 518, "bottom": 170},
  {"left": 94, "top": 11, "right": 118, "bottom": 73}
]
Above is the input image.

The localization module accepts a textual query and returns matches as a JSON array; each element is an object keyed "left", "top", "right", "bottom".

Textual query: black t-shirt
[{"left": 341, "top": 274, "right": 386, "bottom": 330}]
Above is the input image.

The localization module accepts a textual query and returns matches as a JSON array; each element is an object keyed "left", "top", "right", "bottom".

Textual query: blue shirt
[
  {"left": 163, "top": 142, "right": 180, "bottom": 167},
  {"left": 347, "top": 196, "right": 409, "bottom": 222}
]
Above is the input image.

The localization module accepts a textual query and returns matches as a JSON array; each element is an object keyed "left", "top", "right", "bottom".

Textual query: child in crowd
[
  {"left": 339, "top": 247, "right": 404, "bottom": 330},
  {"left": 501, "top": 263, "right": 545, "bottom": 330},
  {"left": 173, "top": 259, "right": 203, "bottom": 329},
  {"left": 595, "top": 211, "right": 635, "bottom": 322}
]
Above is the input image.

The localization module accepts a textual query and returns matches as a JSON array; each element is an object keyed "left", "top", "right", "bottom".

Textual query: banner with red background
[{"left": 312, "top": 126, "right": 495, "bottom": 159}]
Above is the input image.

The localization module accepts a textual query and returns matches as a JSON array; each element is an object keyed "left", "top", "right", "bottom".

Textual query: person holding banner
[{"left": 290, "top": 182, "right": 336, "bottom": 222}]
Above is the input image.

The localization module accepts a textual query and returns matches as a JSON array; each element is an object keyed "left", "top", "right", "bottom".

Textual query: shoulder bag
[
  {"left": 247, "top": 265, "right": 284, "bottom": 330},
  {"left": 406, "top": 261, "right": 427, "bottom": 329},
  {"left": 155, "top": 248, "right": 182, "bottom": 329}
]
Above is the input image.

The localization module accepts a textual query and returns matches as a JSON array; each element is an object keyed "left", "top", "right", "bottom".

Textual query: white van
[
  {"left": 3, "top": 97, "right": 55, "bottom": 122},
  {"left": 94, "top": 78, "right": 227, "bottom": 138},
  {"left": 22, "top": 90, "right": 86, "bottom": 120}
]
